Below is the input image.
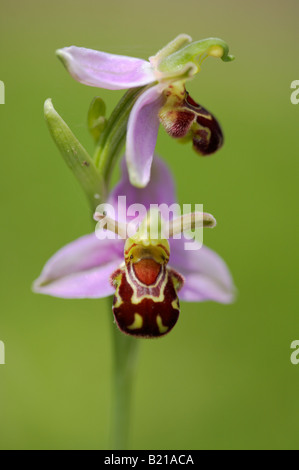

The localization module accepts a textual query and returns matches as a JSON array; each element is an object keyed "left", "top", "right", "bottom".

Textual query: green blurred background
[{"left": 0, "top": 0, "right": 298, "bottom": 450}]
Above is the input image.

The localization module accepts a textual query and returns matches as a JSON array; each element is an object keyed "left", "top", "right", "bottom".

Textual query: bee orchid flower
[
  {"left": 33, "top": 157, "right": 235, "bottom": 338},
  {"left": 57, "top": 35, "right": 234, "bottom": 187}
]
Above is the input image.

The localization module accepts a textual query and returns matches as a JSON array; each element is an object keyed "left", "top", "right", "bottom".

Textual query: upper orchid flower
[
  {"left": 33, "top": 156, "right": 236, "bottom": 338},
  {"left": 57, "top": 34, "right": 234, "bottom": 187}
]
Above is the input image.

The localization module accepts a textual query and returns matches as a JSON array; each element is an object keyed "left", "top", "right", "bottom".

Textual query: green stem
[
  {"left": 94, "top": 87, "right": 144, "bottom": 187},
  {"left": 95, "top": 90, "right": 147, "bottom": 448},
  {"left": 109, "top": 299, "right": 139, "bottom": 450}
]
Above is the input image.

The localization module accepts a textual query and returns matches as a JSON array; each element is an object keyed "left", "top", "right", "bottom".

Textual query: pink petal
[
  {"left": 126, "top": 85, "right": 165, "bottom": 187},
  {"left": 56, "top": 46, "right": 156, "bottom": 90},
  {"left": 33, "top": 234, "right": 124, "bottom": 298},
  {"left": 170, "top": 239, "right": 236, "bottom": 303},
  {"left": 107, "top": 156, "right": 177, "bottom": 223}
]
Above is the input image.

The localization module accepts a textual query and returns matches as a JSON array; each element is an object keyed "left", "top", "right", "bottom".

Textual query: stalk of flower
[{"left": 57, "top": 34, "right": 234, "bottom": 187}]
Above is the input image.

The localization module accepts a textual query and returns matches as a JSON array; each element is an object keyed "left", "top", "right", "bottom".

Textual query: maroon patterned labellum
[
  {"left": 185, "top": 93, "right": 224, "bottom": 156},
  {"left": 111, "top": 257, "right": 184, "bottom": 338},
  {"left": 159, "top": 89, "right": 224, "bottom": 156}
]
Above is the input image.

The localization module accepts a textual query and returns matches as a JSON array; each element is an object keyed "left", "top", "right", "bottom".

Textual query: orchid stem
[
  {"left": 94, "top": 87, "right": 144, "bottom": 187},
  {"left": 97, "top": 88, "right": 145, "bottom": 449},
  {"left": 109, "top": 299, "right": 140, "bottom": 450}
]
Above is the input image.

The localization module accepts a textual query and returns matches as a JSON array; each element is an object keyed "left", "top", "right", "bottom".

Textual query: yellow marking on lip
[
  {"left": 112, "top": 270, "right": 124, "bottom": 308},
  {"left": 113, "top": 292, "right": 123, "bottom": 309},
  {"left": 128, "top": 313, "right": 143, "bottom": 330},
  {"left": 156, "top": 315, "right": 169, "bottom": 334},
  {"left": 172, "top": 299, "right": 179, "bottom": 311}
]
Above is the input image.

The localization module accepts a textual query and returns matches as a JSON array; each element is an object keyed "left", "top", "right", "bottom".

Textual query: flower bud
[{"left": 88, "top": 96, "right": 107, "bottom": 142}]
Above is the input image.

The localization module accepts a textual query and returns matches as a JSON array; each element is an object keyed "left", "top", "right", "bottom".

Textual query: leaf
[{"left": 44, "top": 99, "right": 107, "bottom": 210}]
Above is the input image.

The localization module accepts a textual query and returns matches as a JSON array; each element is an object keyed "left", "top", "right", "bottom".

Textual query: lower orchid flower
[
  {"left": 33, "top": 157, "right": 236, "bottom": 338},
  {"left": 57, "top": 34, "right": 234, "bottom": 187}
]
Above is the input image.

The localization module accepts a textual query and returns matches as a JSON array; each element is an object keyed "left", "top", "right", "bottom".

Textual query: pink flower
[
  {"left": 33, "top": 157, "right": 235, "bottom": 336},
  {"left": 57, "top": 35, "right": 234, "bottom": 187}
]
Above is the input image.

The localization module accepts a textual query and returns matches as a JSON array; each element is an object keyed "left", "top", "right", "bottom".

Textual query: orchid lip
[{"left": 33, "top": 156, "right": 235, "bottom": 304}]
